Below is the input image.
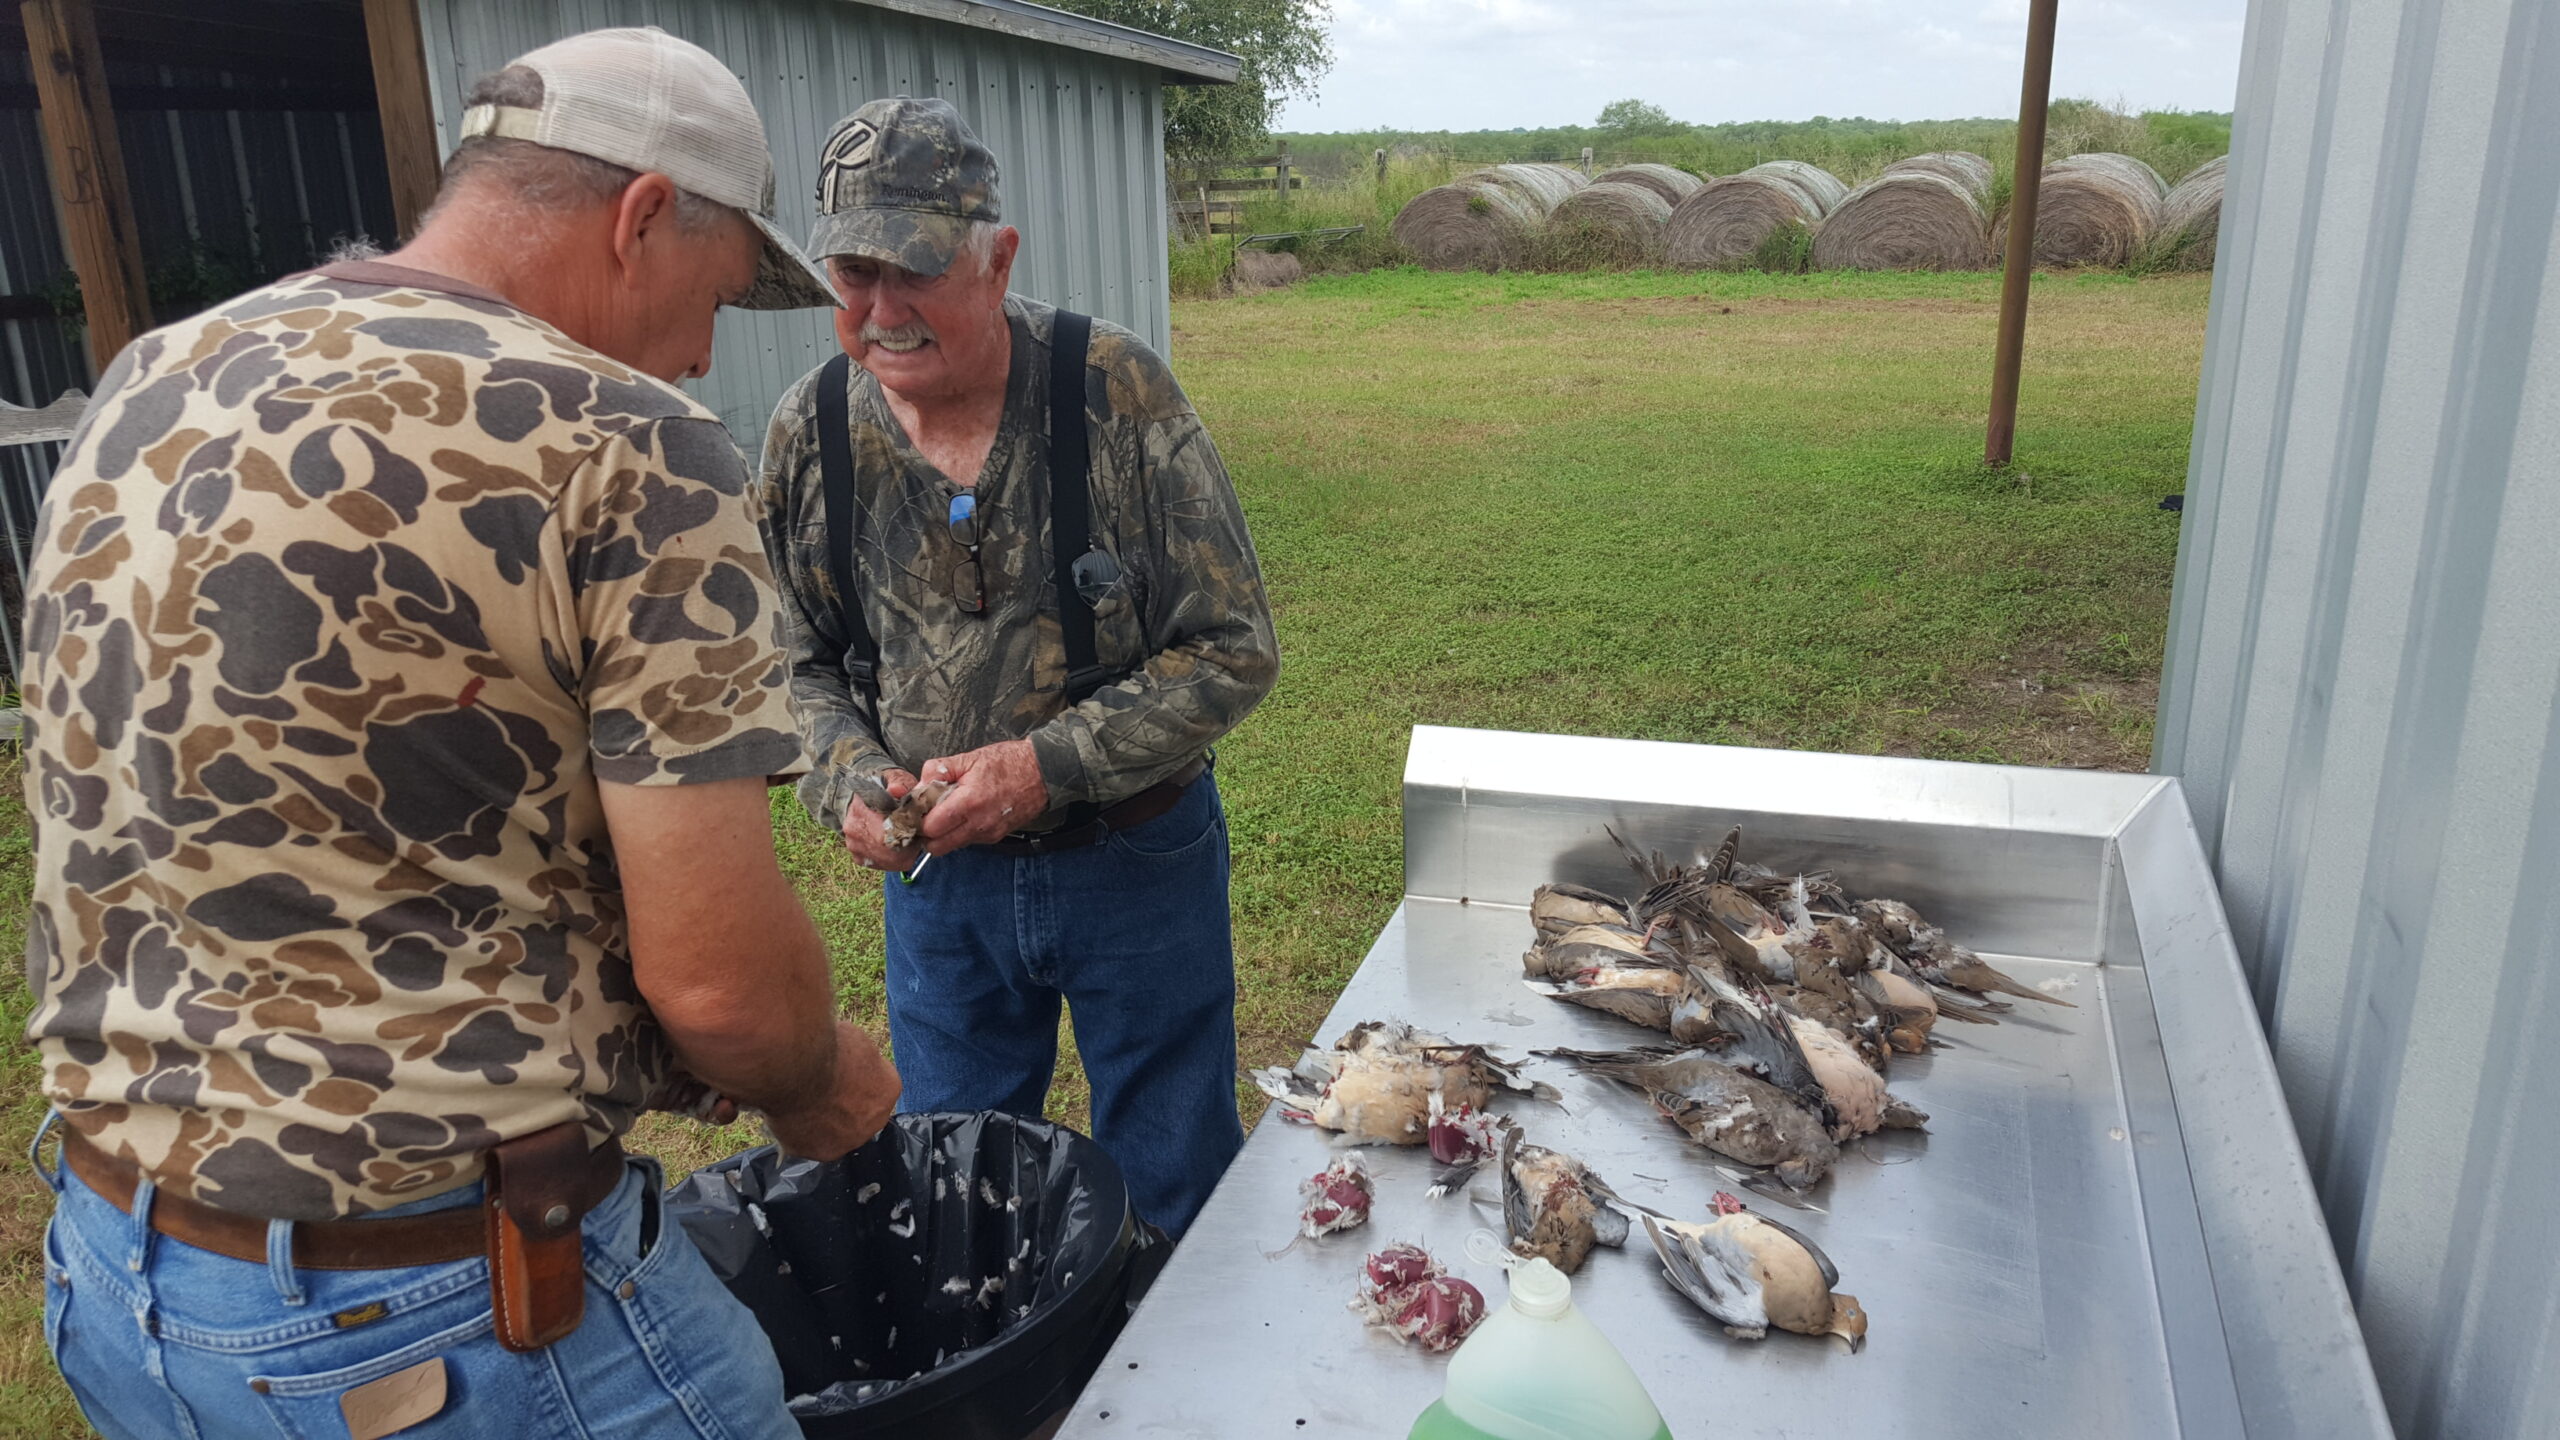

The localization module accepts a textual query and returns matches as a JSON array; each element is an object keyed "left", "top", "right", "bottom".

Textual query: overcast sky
[{"left": 1275, "top": 0, "right": 2248, "bottom": 132}]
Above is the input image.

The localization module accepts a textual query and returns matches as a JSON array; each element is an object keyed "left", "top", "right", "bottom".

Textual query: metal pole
[{"left": 1986, "top": 0, "right": 2059, "bottom": 466}]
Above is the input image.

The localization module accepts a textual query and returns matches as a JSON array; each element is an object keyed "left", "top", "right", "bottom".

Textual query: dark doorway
[{"left": 1, "top": 0, "right": 401, "bottom": 407}]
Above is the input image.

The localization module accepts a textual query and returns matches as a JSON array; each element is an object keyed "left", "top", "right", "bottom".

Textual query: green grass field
[{"left": 0, "top": 266, "right": 2205, "bottom": 1434}]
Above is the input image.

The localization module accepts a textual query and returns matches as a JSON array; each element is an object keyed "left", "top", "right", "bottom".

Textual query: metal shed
[
  {"left": 415, "top": 0, "right": 1238, "bottom": 442},
  {"left": 2153, "top": 0, "right": 2560, "bottom": 1435}
]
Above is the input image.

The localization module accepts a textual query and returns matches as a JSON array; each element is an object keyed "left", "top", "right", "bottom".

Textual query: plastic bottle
[{"left": 1407, "top": 1233, "right": 1674, "bottom": 1440}]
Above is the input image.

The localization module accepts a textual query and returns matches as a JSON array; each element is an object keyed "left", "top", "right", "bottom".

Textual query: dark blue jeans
[{"left": 883, "top": 770, "right": 1245, "bottom": 1236}]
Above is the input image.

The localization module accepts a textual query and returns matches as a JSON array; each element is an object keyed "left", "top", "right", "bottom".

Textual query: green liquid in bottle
[{"left": 1407, "top": 1398, "right": 1676, "bottom": 1440}]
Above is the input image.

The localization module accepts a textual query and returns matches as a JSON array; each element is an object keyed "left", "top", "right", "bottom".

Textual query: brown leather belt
[
  {"left": 985, "top": 756, "right": 1209, "bottom": 857},
  {"left": 58, "top": 1127, "right": 619, "bottom": 1281}
]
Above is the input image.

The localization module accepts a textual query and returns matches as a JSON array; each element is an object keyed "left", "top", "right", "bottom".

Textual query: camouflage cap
[{"left": 807, "top": 98, "right": 1003, "bottom": 279}]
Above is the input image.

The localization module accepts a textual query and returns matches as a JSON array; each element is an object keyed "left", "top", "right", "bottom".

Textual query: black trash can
[{"left": 664, "top": 1112, "right": 1167, "bottom": 1440}]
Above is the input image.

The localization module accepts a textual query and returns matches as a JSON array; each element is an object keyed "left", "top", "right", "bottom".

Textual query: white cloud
[{"left": 1276, "top": 0, "right": 2245, "bottom": 131}]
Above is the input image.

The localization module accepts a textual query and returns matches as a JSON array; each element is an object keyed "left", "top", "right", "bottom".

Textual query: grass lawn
[{"left": 0, "top": 266, "right": 2204, "bottom": 1434}]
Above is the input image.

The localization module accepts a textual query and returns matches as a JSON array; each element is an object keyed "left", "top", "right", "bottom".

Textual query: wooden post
[
  {"left": 362, "top": 0, "right": 441, "bottom": 239},
  {"left": 22, "top": 0, "right": 151, "bottom": 373},
  {"left": 1274, "top": 150, "right": 1291, "bottom": 208},
  {"left": 1374, "top": 147, "right": 1387, "bottom": 188},
  {"left": 1580, "top": 145, "right": 1593, "bottom": 175},
  {"left": 1986, "top": 0, "right": 2060, "bottom": 467}
]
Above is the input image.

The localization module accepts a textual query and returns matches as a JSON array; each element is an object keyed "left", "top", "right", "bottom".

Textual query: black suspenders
[{"left": 815, "top": 311, "right": 1112, "bottom": 706}]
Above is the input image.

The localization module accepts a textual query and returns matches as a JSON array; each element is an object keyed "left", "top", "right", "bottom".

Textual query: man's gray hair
[
  {"left": 429, "top": 65, "right": 733, "bottom": 233},
  {"left": 958, "top": 220, "right": 1005, "bottom": 273}
]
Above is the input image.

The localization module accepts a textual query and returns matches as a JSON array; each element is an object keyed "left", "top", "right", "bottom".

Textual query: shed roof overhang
[{"left": 850, "top": 0, "right": 1242, "bottom": 84}]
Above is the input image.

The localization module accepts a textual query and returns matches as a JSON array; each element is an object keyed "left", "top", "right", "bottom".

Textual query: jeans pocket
[
  {"left": 248, "top": 1303, "right": 540, "bottom": 1440},
  {"left": 39, "top": 1219, "right": 72, "bottom": 1357},
  {"left": 1106, "top": 780, "right": 1223, "bottom": 859}
]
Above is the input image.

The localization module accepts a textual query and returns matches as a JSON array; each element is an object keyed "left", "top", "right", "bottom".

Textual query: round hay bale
[
  {"left": 1465, "top": 162, "right": 1590, "bottom": 212},
  {"left": 1231, "top": 248, "right": 1304, "bottom": 289},
  {"left": 1993, "top": 152, "right": 2165, "bottom": 268},
  {"left": 1665, "top": 161, "right": 1846, "bottom": 268},
  {"left": 1811, "top": 170, "right": 1992, "bottom": 271},
  {"left": 1884, "top": 151, "right": 1995, "bottom": 207},
  {"left": 2156, "top": 155, "right": 2227, "bottom": 269},
  {"left": 1547, "top": 180, "right": 1675, "bottom": 266},
  {"left": 1746, "top": 160, "right": 1849, "bottom": 215},
  {"left": 1594, "top": 163, "right": 1704, "bottom": 206},
  {"left": 1391, "top": 178, "right": 1551, "bottom": 270},
  {"left": 2053, "top": 150, "right": 2167, "bottom": 198}
]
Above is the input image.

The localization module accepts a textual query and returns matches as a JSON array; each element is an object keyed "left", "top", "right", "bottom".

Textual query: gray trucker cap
[{"left": 458, "top": 27, "right": 837, "bottom": 310}]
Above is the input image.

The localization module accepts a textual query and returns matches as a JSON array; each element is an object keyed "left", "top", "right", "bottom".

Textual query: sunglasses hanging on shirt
[{"left": 948, "top": 493, "right": 986, "bottom": 613}]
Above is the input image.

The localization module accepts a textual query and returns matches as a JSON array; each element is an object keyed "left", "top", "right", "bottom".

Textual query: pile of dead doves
[{"left": 1252, "top": 827, "right": 2071, "bottom": 1356}]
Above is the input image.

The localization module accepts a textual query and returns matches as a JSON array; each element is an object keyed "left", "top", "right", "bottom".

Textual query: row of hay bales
[{"left": 1391, "top": 151, "right": 2226, "bottom": 273}]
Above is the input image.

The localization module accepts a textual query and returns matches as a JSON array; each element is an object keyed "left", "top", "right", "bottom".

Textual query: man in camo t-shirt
[{"left": 22, "top": 30, "right": 893, "bottom": 1440}]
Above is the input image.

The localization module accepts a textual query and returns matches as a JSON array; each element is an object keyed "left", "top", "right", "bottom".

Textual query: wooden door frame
[
  {"left": 362, "top": 0, "right": 440, "bottom": 239},
  {"left": 20, "top": 0, "right": 149, "bottom": 373}
]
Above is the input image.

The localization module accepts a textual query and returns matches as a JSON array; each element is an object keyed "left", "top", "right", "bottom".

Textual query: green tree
[
  {"left": 1596, "top": 98, "right": 1676, "bottom": 132},
  {"left": 1044, "top": 0, "right": 1333, "bottom": 167}
]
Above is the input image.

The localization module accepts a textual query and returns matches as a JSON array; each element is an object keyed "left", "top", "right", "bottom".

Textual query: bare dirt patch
[{"left": 1885, "top": 640, "right": 2159, "bottom": 770}]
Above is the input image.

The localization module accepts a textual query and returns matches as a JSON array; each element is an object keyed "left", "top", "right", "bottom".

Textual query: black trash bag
[{"left": 665, "top": 1112, "right": 1167, "bottom": 1440}]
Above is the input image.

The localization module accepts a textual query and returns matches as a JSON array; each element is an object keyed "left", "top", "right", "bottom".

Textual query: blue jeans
[
  {"left": 884, "top": 769, "right": 1245, "bottom": 1236},
  {"left": 35, "top": 1118, "right": 797, "bottom": 1440}
]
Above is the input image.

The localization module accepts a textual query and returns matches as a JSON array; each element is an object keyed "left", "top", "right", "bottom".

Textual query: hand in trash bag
[{"left": 766, "top": 1020, "right": 902, "bottom": 1161}]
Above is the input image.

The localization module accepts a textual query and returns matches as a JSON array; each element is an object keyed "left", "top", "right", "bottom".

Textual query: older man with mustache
[{"left": 755, "top": 98, "right": 1278, "bottom": 1237}]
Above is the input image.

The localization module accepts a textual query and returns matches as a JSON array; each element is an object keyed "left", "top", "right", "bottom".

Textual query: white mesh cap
[{"left": 460, "top": 27, "right": 836, "bottom": 310}]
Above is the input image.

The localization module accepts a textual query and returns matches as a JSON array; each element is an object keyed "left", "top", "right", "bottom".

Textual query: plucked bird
[
  {"left": 1254, "top": 1021, "right": 1555, "bottom": 1146},
  {"left": 1499, "top": 1123, "right": 1633, "bottom": 1275}
]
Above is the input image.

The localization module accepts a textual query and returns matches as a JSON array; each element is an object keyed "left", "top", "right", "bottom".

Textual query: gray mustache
[{"left": 861, "top": 320, "right": 936, "bottom": 347}]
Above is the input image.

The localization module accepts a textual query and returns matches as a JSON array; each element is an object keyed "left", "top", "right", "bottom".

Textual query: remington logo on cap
[{"left": 817, "top": 119, "right": 883, "bottom": 211}]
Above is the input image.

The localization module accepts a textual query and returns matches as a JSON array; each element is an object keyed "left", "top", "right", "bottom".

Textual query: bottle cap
[
  {"left": 1464, "top": 1229, "right": 1572, "bottom": 1319},
  {"left": 1507, "top": 1256, "right": 1571, "bottom": 1318}
]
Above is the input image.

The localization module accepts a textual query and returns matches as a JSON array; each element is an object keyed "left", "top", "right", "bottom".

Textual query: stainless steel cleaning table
[{"left": 1060, "top": 727, "right": 2392, "bottom": 1439}]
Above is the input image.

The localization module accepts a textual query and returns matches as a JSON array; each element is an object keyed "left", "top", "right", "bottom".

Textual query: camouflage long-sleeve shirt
[{"left": 755, "top": 296, "right": 1277, "bottom": 832}]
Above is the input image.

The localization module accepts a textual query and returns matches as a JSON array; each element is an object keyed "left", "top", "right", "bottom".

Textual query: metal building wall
[
  {"left": 418, "top": 0, "right": 1171, "bottom": 450},
  {"left": 2152, "top": 0, "right": 2560, "bottom": 1435}
]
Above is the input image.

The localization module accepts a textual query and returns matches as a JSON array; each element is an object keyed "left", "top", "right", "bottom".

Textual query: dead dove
[
  {"left": 1522, "top": 953, "right": 1691, "bottom": 1030},
  {"left": 1769, "top": 984, "right": 1893, "bottom": 1074},
  {"left": 1852, "top": 967, "right": 1940, "bottom": 1052},
  {"left": 1536, "top": 1044, "right": 1838, "bottom": 1189},
  {"left": 1781, "top": 1013, "right": 1925, "bottom": 1138},
  {"left": 1530, "top": 882, "right": 1632, "bottom": 937},
  {"left": 1858, "top": 899, "right": 2072, "bottom": 1008},
  {"left": 1645, "top": 1193, "right": 1867, "bottom": 1350},
  {"left": 1254, "top": 1021, "right": 1557, "bottom": 1146},
  {"left": 879, "top": 779, "right": 952, "bottom": 850},
  {"left": 1499, "top": 1123, "right": 1633, "bottom": 1275}
]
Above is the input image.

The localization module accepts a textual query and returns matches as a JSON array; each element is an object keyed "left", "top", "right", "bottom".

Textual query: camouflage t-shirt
[
  {"left": 756, "top": 296, "right": 1278, "bottom": 832},
  {"left": 18, "top": 263, "right": 804, "bottom": 1220}
]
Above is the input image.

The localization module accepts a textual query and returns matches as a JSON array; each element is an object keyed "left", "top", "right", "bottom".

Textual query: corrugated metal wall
[
  {"left": 418, "top": 0, "right": 1171, "bottom": 449},
  {"left": 2152, "top": 0, "right": 2560, "bottom": 1434}
]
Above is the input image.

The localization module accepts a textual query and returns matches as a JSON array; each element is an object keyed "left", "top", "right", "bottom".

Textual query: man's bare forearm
[
  {"left": 643, "top": 906, "right": 839, "bottom": 1120},
  {"left": 603, "top": 776, "right": 851, "bottom": 1124}
]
